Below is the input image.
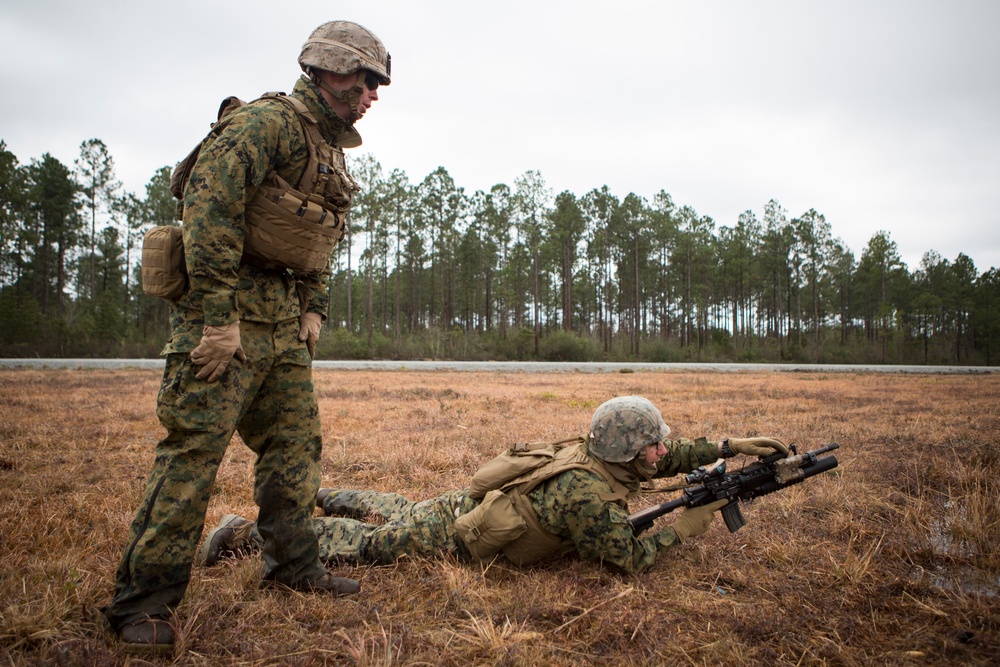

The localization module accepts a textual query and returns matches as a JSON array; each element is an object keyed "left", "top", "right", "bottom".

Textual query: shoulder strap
[{"left": 259, "top": 93, "right": 324, "bottom": 192}]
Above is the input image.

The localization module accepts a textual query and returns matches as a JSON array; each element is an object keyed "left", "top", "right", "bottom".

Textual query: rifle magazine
[{"left": 722, "top": 502, "right": 745, "bottom": 532}]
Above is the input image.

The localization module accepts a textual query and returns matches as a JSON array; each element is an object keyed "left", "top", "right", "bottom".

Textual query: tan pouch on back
[{"left": 141, "top": 226, "right": 187, "bottom": 300}]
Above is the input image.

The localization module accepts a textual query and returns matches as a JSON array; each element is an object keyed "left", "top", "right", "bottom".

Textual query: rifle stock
[{"left": 629, "top": 443, "right": 840, "bottom": 536}]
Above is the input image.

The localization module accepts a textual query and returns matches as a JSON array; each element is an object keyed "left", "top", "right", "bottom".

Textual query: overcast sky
[{"left": 3, "top": 0, "right": 998, "bottom": 273}]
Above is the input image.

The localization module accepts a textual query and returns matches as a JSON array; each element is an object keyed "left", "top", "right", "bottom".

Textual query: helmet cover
[
  {"left": 299, "top": 20, "right": 391, "bottom": 85},
  {"left": 589, "top": 396, "right": 671, "bottom": 463}
]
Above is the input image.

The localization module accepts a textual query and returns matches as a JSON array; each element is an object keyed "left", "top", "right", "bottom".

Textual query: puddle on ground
[
  {"left": 909, "top": 501, "right": 999, "bottom": 598},
  {"left": 909, "top": 564, "right": 999, "bottom": 599}
]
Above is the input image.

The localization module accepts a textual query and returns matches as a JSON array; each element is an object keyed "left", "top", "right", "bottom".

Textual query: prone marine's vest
[{"left": 468, "top": 439, "right": 635, "bottom": 565}]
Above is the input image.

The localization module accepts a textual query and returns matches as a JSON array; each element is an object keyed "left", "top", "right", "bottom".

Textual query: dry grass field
[{"left": 1, "top": 367, "right": 998, "bottom": 666}]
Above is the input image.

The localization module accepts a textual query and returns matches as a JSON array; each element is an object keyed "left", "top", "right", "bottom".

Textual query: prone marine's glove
[
  {"left": 670, "top": 499, "right": 728, "bottom": 542},
  {"left": 722, "top": 437, "right": 789, "bottom": 458},
  {"left": 190, "top": 321, "right": 247, "bottom": 382},
  {"left": 298, "top": 312, "right": 322, "bottom": 359}
]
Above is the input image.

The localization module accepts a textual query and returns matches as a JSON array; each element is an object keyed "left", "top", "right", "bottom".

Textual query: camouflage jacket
[
  {"left": 526, "top": 437, "right": 719, "bottom": 574},
  {"left": 165, "top": 76, "right": 358, "bottom": 352}
]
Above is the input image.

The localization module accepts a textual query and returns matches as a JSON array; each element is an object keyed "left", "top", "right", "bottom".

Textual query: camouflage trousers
[
  {"left": 105, "top": 319, "right": 327, "bottom": 629},
  {"left": 310, "top": 489, "right": 479, "bottom": 564}
]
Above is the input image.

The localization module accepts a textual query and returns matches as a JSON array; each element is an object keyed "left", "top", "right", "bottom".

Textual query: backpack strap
[
  {"left": 508, "top": 436, "right": 580, "bottom": 455},
  {"left": 169, "top": 95, "right": 247, "bottom": 206}
]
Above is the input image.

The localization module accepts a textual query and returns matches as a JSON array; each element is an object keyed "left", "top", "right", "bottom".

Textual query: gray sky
[{"left": 2, "top": 0, "right": 998, "bottom": 273}]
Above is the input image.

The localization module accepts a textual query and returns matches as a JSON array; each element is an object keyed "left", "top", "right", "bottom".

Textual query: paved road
[{"left": 1, "top": 359, "right": 996, "bottom": 374}]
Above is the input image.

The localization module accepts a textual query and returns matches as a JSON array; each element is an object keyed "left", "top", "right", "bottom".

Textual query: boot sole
[{"left": 123, "top": 641, "right": 173, "bottom": 656}]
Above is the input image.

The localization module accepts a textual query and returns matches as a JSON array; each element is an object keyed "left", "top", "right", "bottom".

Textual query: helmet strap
[
  {"left": 310, "top": 69, "right": 366, "bottom": 124},
  {"left": 606, "top": 456, "right": 656, "bottom": 484},
  {"left": 629, "top": 456, "right": 658, "bottom": 482}
]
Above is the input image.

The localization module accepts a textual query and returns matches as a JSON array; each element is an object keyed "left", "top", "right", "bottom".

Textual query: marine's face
[
  {"left": 643, "top": 441, "right": 667, "bottom": 465},
  {"left": 317, "top": 70, "right": 380, "bottom": 121},
  {"left": 356, "top": 71, "right": 380, "bottom": 118}
]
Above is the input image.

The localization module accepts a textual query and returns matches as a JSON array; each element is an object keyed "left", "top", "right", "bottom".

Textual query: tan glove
[
  {"left": 298, "top": 311, "right": 322, "bottom": 359},
  {"left": 190, "top": 321, "right": 247, "bottom": 382},
  {"left": 671, "top": 499, "right": 728, "bottom": 542},
  {"left": 724, "top": 437, "right": 789, "bottom": 457}
]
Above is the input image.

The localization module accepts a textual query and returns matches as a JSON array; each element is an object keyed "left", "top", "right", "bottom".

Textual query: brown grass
[{"left": 1, "top": 368, "right": 998, "bottom": 665}]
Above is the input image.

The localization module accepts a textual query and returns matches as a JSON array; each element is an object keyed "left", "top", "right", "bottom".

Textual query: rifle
[{"left": 629, "top": 443, "right": 840, "bottom": 535}]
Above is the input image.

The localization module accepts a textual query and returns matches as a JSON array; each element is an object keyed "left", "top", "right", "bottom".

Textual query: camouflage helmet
[
  {"left": 589, "top": 396, "right": 671, "bottom": 463},
  {"left": 299, "top": 21, "right": 391, "bottom": 85}
]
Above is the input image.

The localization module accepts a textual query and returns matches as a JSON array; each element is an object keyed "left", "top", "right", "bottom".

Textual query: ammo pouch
[
  {"left": 242, "top": 172, "right": 346, "bottom": 274},
  {"left": 454, "top": 490, "right": 527, "bottom": 563},
  {"left": 141, "top": 225, "right": 187, "bottom": 300}
]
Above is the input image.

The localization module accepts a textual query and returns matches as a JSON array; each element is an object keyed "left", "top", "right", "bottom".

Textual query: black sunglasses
[{"left": 363, "top": 71, "right": 381, "bottom": 90}]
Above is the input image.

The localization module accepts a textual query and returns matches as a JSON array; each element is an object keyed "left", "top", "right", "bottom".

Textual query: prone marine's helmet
[
  {"left": 588, "top": 396, "right": 671, "bottom": 463},
  {"left": 299, "top": 21, "right": 391, "bottom": 85}
]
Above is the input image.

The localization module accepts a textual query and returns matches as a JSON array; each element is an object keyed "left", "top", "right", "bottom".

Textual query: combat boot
[
  {"left": 117, "top": 616, "right": 174, "bottom": 655},
  {"left": 199, "top": 514, "right": 262, "bottom": 566},
  {"left": 262, "top": 571, "right": 361, "bottom": 596}
]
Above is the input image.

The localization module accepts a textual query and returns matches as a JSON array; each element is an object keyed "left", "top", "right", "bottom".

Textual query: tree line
[{"left": 1, "top": 138, "right": 998, "bottom": 365}]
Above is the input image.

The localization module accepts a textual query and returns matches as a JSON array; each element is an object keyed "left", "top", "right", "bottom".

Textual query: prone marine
[{"left": 202, "top": 396, "right": 789, "bottom": 574}]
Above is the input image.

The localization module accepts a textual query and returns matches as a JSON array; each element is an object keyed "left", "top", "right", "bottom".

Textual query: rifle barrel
[{"left": 628, "top": 497, "right": 686, "bottom": 533}]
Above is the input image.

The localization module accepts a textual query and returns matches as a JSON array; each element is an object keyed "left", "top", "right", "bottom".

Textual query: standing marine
[
  {"left": 202, "top": 397, "right": 789, "bottom": 574},
  {"left": 104, "top": 21, "right": 391, "bottom": 655}
]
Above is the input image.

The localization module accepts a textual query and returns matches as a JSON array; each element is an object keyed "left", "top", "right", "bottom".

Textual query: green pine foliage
[{"left": 0, "top": 138, "right": 997, "bottom": 364}]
